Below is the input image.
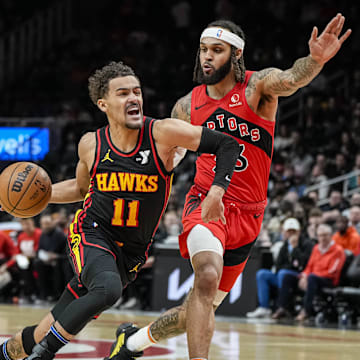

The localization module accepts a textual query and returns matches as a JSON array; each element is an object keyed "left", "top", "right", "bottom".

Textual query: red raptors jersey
[{"left": 191, "top": 71, "right": 275, "bottom": 203}]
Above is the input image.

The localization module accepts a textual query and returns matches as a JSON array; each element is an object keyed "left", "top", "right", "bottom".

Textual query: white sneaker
[{"left": 246, "top": 307, "right": 271, "bottom": 318}]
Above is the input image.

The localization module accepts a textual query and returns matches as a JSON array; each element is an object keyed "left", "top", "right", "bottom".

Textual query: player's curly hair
[
  {"left": 193, "top": 20, "right": 246, "bottom": 83},
  {"left": 88, "top": 61, "right": 139, "bottom": 105}
]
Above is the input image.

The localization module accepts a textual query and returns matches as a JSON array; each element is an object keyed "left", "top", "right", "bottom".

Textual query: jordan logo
[
  {"left": 129, "top": 262, "right": 142, "bottom": 273},
  {"left": 101, "top": 149, "right": 114, "bottom": 163}
]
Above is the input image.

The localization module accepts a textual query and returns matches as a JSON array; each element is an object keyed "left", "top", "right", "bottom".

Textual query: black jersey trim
[
  {"left": 105, "top": 120, "right": 145, "bottom": 157},
  {"left": 223, "top": 238, "right": 256, "bottom": 266},
  {"left": 90, "top": 129, "right": 102, "bottom": 179},
  {"left": 203, "top": 108, "right": 273, "bottom": 158},
  {"left": 150, "top": 174, "right": 173, "bottom": 240},
  {"left": 149, "top": 118, "right": 173, "bottom": 179}
]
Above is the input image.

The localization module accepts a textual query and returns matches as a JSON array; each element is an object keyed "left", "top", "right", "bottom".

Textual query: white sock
[{"left": 126, "top": 325, "right": 156, "bottom": 352}]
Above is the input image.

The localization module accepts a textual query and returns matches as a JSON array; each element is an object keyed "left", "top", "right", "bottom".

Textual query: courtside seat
[{"left": 314, "top": 252, "right": 360, "bottom": 326}]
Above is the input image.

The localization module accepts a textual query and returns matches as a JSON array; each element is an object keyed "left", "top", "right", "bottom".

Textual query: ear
[
  {"left": 235, "top": 48, "right": 242, "bottom": 60},
  {"left": 97, "top": 99, "right": 107, "bottom": 113}
]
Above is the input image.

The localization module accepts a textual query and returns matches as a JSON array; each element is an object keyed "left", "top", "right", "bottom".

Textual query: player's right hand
[{"left": 201, "top": 185, "right": 226, "bottom": 224}]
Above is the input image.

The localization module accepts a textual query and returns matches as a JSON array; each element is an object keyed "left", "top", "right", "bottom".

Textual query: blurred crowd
[{"left": 1, "top": 0, "right": 360, "bottom": 317}]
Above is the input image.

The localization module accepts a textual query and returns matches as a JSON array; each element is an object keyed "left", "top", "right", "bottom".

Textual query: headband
[{"left": 200, "top": 27, "right": 245, "bottom": 50}]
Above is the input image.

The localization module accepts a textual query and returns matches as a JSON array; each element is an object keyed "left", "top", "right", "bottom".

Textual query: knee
[
  {"left": 194, "top": 264, "right": 219, "bottom": 297},
  {"left": 277, "top": 269, "right": 287, "bottom": 278},
  {"left": 89, "top": 271, "right": 122, "bottom": 307},
  {"left": 256, "top": 269, "right": 270, "bottom": 282},
  {"left": 103, "top": 273, "right": 123, "bottom": 306}
]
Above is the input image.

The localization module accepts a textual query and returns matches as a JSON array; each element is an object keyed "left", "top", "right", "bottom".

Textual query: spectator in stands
[
  {"left": 348, "top": 205, "right": 360, "bottom": 234},
  {"left": 343, "top": 193, "right": 360, "bottom": 218},
  {"left": 321, "top": 190, "right": 348, "bottom": 224},
  {"left": 16, "top": 218, "right": 41, "bottom": 302},
  {"left": 0, "top": 230, "right": 18, "bottom": 302},
  {"left": 274, "top": 124, "right": 293, "bottom": 155},
  {"left": 306, "top": 208, "right": 323, "bottom": 244},
  {"left": 34, "top": 214, "right": 68, "bottom": 302},
  {"left": 272, "top": 224, "right": 345, "bottom": 321},
  {"left": 339, "top": 131, "right": 357, "bottom": 161},
  {"left": 308, "top": 164, "right": 329, "bottom": 200},
  {"left": 325, "top": 153, "right": 349, "bottom": 186},
  {"left": 246, "top": 218, "right": 312, "bottom": 318},
  {"left": 350, "top": 192, "right": 360, "bottom": 207},
  {"left": 161, "top": 210, "right": 182, "bottom": 245},
  {"left": 314, "top": 153, "right": 327, "bottom": 173},
  {"left": 52, "top": 208, "right": 69, "bottom": 235},
  {"left": 332, "top": 215, "right": 360, "bottom": 255},
  {"left": 307, "top": 190, "right": 319, "bottom": 204}
]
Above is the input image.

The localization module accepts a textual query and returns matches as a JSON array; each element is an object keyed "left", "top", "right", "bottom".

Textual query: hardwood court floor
[{"left": 1, "top": 304, "right": 359, "bottom": 360}]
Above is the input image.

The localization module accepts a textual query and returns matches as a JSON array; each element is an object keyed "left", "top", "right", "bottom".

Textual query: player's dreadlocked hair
[
  {"left": 193, "top": 20, "right": 246, "bottom": 83},
  {"left": 88, "top": 61, "right": 139, "bottom": 105}
]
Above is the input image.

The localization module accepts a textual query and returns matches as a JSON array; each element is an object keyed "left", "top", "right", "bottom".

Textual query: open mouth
[
  {"left": 126, "top": 105, "right": 140, "bottom": 116},
  {"left": 203, "top": 64, "right": 214, "bottom": 75}
]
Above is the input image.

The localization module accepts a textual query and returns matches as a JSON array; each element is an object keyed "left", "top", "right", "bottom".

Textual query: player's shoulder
[
  {"left": 78, "top": 131, "right": 96, "bottom": 159},
  {"left": 171, "top": 90, "right": 193, "bottom": 123},
  {"left": 175, "top": 90, "right": 193, "bottom": 110},
  {"left": 247, "top": 68, "right": 281, "bottom": 85},
  {"left": 79, "top": 131, "right": 96, "bottom": 147}
]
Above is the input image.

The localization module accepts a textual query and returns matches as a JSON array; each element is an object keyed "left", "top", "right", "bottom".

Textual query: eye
[
  {"left": 214, "top": 47, "right": 223, "bottom": 53},
  {"left": 200, "top": 47, "right": 207, "bottom": 53}
]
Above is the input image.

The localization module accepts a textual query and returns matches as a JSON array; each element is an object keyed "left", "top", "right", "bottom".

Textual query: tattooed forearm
[
  {"left": 150, "top": 306, "right": 187, "bottom": 341},
  {"left": 266, "top": 55, "right": 323, "bottom": 96},
  {"left": 6, "top": 337, "right": 26, "bottom": 359},
  {"left": 171, "top": 91, "right": 192, "bottom": 123}
]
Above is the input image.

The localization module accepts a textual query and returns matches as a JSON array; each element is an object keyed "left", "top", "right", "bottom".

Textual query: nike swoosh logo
[
  {"left": 195, "top": 103, "right": 208, "bottom": 110},
  {"left": 225, "top": 175, "right": 231, "bottom": 182},
  {"left": 254, "top": 213, "right": 262, "bottom": 219}
]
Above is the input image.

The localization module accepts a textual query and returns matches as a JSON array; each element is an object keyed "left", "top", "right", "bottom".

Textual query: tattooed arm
[
  {"left": 260, "top": 56, "right": 323, "bottom": 97},
  {"left": 252, "top": 13, "right": 351, "bottom": 98},
  {"left": 171, "top": 90, "right": 192, "bottom": 123}
]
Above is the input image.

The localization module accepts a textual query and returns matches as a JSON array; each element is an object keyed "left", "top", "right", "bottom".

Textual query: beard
[{"left": 198, "top": 56, "right": 232, "bottom": 85}]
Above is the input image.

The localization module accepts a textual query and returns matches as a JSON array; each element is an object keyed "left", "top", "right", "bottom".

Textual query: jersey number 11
[{"left": 111, "top": 199, "right": 139, "bottom": 227}]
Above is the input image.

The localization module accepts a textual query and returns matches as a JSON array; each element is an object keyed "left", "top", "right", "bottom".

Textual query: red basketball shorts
[{"left": 179, "top": 185, "right": 266, "bottom": 292}]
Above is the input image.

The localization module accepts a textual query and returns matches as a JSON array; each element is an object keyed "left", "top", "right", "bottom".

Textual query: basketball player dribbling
[
  {"left": 106, "top": 13, "right": 351, "bottom": 360},
  {"left": 0, "top": 61, "right": 240, "bottom": 360}
]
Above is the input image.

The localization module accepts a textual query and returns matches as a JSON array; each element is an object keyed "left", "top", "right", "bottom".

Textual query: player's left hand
[
  {"left": 309, "top": 13, "right": 351, "bottom": 65},
  {"left": 201, "top": 185, "right": 226, "bottom": 224}
]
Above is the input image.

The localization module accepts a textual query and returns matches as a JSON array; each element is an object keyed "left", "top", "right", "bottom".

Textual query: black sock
[
  {"left": 44, "top": 326, "right": 69, "bottom": 354},
  {"left": 1, "top": 341, "right": 12, "bottom": 360}
]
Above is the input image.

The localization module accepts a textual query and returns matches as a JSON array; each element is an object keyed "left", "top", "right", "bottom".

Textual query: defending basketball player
[
  {"left": 0, "top": 62, "right": 240, "bottom": 360},
  {"left": 105, "top": 13, "right": 351, "bottom": 360}
]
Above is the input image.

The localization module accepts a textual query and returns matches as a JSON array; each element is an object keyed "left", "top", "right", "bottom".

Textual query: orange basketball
[{"left": 0, "top": 162, "right": 52, "bottom": 218}]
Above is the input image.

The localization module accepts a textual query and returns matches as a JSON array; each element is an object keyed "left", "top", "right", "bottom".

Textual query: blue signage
[{"left": 0, "top": 127, "right": 50, "bottom": 160}]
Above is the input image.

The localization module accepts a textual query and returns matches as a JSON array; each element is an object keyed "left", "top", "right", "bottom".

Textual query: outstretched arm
[
  {"left": 50, "top": 132, "right": 95, "bottom": 203},
  {"left": 153, "top": 118, "right": 239, "bottom": 223},
  {"left": 253, "top": 13, "right": 351, "bottom": 98}
]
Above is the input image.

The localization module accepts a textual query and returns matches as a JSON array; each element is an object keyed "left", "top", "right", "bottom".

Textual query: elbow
[
  {"left": 229, "top": 136, "right": 239, "bottom": 149},
  {"left": 79, "top": 188, "right": 88, "bottom": 199},
  {"left": 226, "top": 136, "right": 240, "bottom": 155}
]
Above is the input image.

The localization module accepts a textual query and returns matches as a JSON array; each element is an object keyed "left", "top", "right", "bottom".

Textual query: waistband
[{"left": 193, "top": 184, "right": 267, "bottom": 212}]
